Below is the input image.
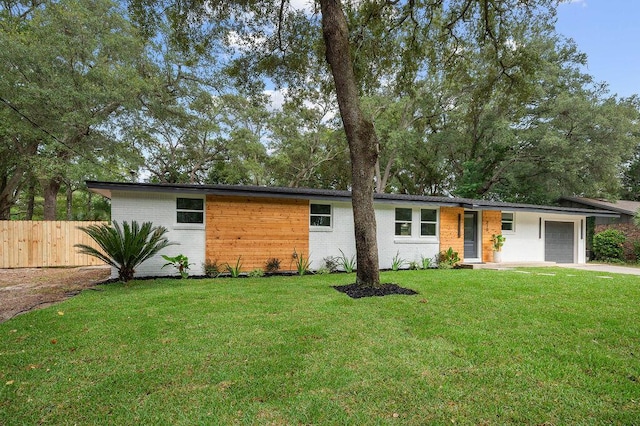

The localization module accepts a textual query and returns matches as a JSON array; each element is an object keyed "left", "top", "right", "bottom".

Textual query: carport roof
[
  {"left": 560, "top": 196, "right": 640, "bottom": 217},
  {"left": 86, "top": 181, "right": 619, "bottom": 218}
]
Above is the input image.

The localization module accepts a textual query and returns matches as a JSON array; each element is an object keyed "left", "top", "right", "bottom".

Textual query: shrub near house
[
  {"left": 592, "top": 229, "right": 626, "bottom": 262},
  {"left": 594, "top": 224, "right": 640, "bottom": 262}
]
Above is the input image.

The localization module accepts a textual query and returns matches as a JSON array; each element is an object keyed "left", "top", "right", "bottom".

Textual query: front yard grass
[{"left": 1, "top": 268, "right": 639, "bottom": 424}]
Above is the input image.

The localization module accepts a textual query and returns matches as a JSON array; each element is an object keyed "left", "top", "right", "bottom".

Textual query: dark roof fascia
[
  {"left": 559, "top": 196, "right": 636, "bottom": 216},
  {"left": 372, "top": 192, "right": 461, "bottom": 207},
  {"left": 483, "top": 205, "right": 618, "bottom": 217},
  {"left": 460, "top": 200, "right": 619, "bottom": 217},
  {"left": 85, "top": 180, "right": 458, "bottom": 205},
  {"left": 86, "top": 181, "right": 618, "bottom": 217},
  {"left": 86, "top": 180, "right": 355, "bottom": 202}
]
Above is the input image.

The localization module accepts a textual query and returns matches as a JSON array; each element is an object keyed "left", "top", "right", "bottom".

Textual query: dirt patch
[{"left": 0, "top": 266, "right": 111, "bottom": 323}]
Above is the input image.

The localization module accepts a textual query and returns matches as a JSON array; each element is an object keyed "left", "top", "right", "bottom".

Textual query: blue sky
[{"left": 555, "top": 0, "right": 640, "bottom": 98}]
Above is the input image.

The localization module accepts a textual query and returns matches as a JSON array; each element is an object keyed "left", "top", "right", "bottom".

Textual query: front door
[{"left": 464, "top": 211, "right": 478, "bottom": 259}]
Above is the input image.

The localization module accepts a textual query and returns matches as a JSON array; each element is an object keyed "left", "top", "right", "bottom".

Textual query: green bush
[
  {"left": 161, "top": 254, "right": 192, "bottom": 279},
  {"left": 438, "top": 247, "right": 461, "bottom": 269},
  {"left": 248, "top": 268, "right": 265, "bottom": 278},
  {"left": 634, "top": 241, "right": 640, "bottom": 263},
  {"left": 592, "top": 229, "right": 626, "bottom": 262},
  {"left": 76, "top": 221, "right": 175, "bottom": 282}
]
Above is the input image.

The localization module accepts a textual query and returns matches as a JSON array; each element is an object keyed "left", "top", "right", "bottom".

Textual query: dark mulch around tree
[{"left": 333, "top": 283, "right": 419, "bottom": 299}]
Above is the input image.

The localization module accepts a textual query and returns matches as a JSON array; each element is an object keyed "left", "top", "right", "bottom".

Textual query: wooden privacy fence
[{"left": 0, "top": 221, "right": 108, "bottom": 268}]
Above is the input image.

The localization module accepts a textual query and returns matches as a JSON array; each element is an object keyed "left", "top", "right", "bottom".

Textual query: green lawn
[{"left": 1, "top": 269, "right": 639, "bottom": 424}]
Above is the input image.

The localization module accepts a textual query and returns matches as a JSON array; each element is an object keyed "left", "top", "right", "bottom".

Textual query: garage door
[{"left": 545, "top": 221, "right": 574, "bottom": 263}]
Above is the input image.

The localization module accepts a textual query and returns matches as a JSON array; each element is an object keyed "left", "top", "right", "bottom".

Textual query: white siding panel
[{"left": 110, "top": 190, "right": 206, "bottom": 278}]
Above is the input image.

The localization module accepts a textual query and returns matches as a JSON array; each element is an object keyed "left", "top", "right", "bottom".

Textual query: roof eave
[
  {"left": 559, "top": 196, "right": 636, "bottom": 216},
  {"left": 85, "top": 181, "right": 619, "bottom": 217}
]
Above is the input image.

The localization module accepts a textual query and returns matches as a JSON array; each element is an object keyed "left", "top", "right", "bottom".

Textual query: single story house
[
  {"left": 87, "top": 181, "right": 618, "bottom": 277},
  {"left": 559, "top": 196, "right": 640, "bottom": 225}
]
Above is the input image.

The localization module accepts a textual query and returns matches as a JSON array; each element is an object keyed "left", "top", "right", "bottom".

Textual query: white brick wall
[
  {"left": 375, "top": 204, "right": 441, "bottom": 269},
  {"left": 501, "top": 211, "right": 586, "bottom": 263},
  {"left": 309, "top": 201, "right": 356, "bottom": 271},
  {"left": 110, "top": 190, "right": 206, "bottom": 278},
  {"left": 108, "top": 190, "right": 587, "bottom": 278},
  {"left": 309, "top": 200, "right": 441, "bottom": 270}
]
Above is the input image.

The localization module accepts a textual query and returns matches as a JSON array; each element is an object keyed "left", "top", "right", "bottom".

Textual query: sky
[{"left": 555, "top": 0, "right": 640, "bottom": 98}]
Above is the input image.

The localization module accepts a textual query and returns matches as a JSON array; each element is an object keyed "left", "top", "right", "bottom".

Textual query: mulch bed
[{"left": 333, "top": 283, "right": 419, "bottom": 299}]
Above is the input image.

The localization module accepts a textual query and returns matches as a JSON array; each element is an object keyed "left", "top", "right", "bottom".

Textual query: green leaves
[
  {"left": 76, "top": 221, "right": 175, "bottom": 282},
  {"left": 0, "top": 0, "right": 150, "bottom": 218},
  {"left": 161, "top": 254, "right": 192, "bottom": 279}
]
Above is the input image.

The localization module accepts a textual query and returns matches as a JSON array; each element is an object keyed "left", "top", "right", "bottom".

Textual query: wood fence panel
[{"left": 0, "top": 221, "right": 108, "bottom": 268}]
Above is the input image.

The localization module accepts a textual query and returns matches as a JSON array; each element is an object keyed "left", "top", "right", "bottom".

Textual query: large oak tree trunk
[
  {"left": 320, "top": 0, "right": 380, "bottom": 287},
  {"left": 25, "top": 178, "right": 36, "bottom": 220},
  {"left": 66, "top": 184, "right": 73, "bottom": 220},
  {"left": 41, "top": 177, "right": 62, "bottom": 220}
]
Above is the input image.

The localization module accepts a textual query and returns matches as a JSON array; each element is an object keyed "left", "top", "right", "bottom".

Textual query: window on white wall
[
  {"left": 395, "top": 208, "right": 412, "bottom": 236},
  {"left": 310, "top": 204, "right": 331, "bottom": 227},
  {"left": 177, "top": 198, "right": 204, "bottom": 224},
  {"left": 502, "top": 212, "right": 515, "bottom": 232},
  {"left": 420, "top": 209, "right": 437, "bottom": 236}
]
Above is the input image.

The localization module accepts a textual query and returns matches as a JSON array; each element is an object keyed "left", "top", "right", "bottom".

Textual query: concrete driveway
[{"left": 558, "top": 263, "right": 640, "bottom": 276}]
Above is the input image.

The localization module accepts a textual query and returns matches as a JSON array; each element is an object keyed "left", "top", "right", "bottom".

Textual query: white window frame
[
  {"left": 420, "top": 208, "right": 438, "bottom": 237},
  {"left": 395, "top": 208, "right": 413, "bottom": 237},
  {"left": 310, "top": 203, "right": 332, "bottom": 229},
  {"left": 501, "top": 211, "right": 515, "bottom": 233},
  {"left": 176, "top": 197, "right": 204, "bottom": 225}
]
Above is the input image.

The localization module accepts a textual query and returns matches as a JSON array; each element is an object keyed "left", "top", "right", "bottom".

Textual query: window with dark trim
[
  {"left": 177, "top": 198, "right": 204, "bottom": 224},
  {"left": 502, "top": 212, "right": 515, "bottom": 232},
  {"left": 395, "top": 208, "right": 412, "bottom": 236},
  {"left": 420, "top": 209, "right": 437, "bottom": 236},
  {"left": 310, "top": 204, "right": 331, "bottom": 227}
]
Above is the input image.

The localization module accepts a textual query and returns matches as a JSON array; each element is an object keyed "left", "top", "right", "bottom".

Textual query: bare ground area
[{"left": 0, "top": 266, "right": 111, "bottom": 323}]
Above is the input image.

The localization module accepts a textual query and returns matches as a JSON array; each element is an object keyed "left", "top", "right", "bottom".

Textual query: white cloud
[
  {"left": 264, "top": 88, "right": 288, "bottom": 111},
  {"left": 264, "top": 87, "right": 338, "bottom": 123},
  {"left": 562, "top": 0, "right": 587, "bottom": 7},
  {"left": 226, "top": 30, "right": 268, "bottom": 52},
  {"left": 289, "top": 0, "right": 314, "bottom": 12}
]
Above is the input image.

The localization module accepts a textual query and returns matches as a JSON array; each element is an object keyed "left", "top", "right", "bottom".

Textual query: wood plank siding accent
[
  {"left": 0, "top": 221, "right": 108, "bottom": 268},
  {"left": 205, "top": 195, "right": 309, "bottom": 271},
  {"left": 439, "top": 207, "right": 465, "bottom": 260},
  {"left": 481, "top": 210, "right": 503, "bottom": 262}
]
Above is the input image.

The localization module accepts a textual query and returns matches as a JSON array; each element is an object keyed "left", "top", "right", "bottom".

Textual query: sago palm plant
[{"left": 76, "top": 221, "right": 175, "bottom": 282}]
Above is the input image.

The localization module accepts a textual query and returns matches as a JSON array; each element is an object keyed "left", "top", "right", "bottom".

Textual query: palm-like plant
[{"left": 75, "top": 221, "right": 175, "bottom": 282}]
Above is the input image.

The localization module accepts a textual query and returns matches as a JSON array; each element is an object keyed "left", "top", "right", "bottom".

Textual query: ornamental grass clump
[
  {"left": 226, "top": 256, "right": 243, "bottom": 278},
  {"left": 76, "top": 221, "right": 175, "bottom": 282},
  {"left": 338, "top": 249, "right": 356, "bottom": 273},
  {"left": 391, "top": 251, "right": 406, "bottom": 271},
  {"left": 292, "top": 249, "right": 311, "bottom": 276}
]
